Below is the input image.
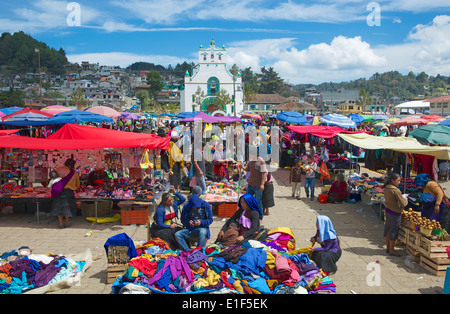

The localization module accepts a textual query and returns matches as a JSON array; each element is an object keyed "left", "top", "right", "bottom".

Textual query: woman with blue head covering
[
  {"left": 309, "top": 215, "right": 341, "bottom": 275},
  {"left": 215, "top": 194, "right": 263, "bottom": 247}
]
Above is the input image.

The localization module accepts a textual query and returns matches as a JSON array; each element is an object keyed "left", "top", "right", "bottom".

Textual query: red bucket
[{"left": 318, "top": 194, "right": 329, "bottom": 204}]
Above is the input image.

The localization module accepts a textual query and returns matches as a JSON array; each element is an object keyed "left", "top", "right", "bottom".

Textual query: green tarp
[{"left": 408, "top": 124, "right": 450, "bottom": 146}]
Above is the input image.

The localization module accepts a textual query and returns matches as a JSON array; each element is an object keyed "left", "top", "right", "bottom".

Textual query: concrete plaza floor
[{"left": 0, "top": 167, "right": 448, "bottom": 294}]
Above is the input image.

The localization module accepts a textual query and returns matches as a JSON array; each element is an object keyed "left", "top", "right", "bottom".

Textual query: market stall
[
  {"left": 338, "top": 133, "right": 450, "bottom": 223},
  {"left": 0, "top": 124, "right": 170, "bottom": 224},
  {"left": 105, "top": 229, "right": 336, "bottom": 294},
  {"left": 285, "top": 125, "right": 366, "bottom": 181},
  {"left": 203, "top": 180, "right": 243, "bottom": 217}
]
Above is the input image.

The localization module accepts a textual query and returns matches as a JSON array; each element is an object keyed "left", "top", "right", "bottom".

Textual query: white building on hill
[{"left": 180, "top": 40, "right": 244, "bottom": 116}]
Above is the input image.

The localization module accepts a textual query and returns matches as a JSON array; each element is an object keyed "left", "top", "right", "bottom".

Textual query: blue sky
[{"left": 1, "top": 0, "right": 450, "bottom": 84}]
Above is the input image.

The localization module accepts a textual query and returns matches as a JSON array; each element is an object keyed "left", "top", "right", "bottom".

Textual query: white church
[{"left": 180, "top": 40, "right": 244, "bottom": 116}]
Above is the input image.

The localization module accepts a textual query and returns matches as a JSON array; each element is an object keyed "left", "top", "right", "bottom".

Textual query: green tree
[
  {"left": 136, "top": 90, "right": 150, "bottom": 106},
  {"left": 0, "top": 31, "right": 68, "bottom": 75},
  {"left": 48, "top": 90, "right": 63, "bottom": 99},
  {"left": 0, "top": 87, "right": 25, "bottom": 107},
  {"left": 69, "top": 87, "right": 88, "bottom": 110},
  {"left": 146, "top": 70, "right": 164, "bottom": 100},
  {"left": 192, "top": 86, "right": 206, "bottom": 112},
  {"left": 357, "top": 88, "right": 371, "bottom": 109},
  {"left": 241, "top": 67, "right": 258, "bottom": 101},
  {"left": 257, "top": 66, "right": 284, "bottom": 94},
  {"left": 230, "top": 64, "right": 240, "bottom": 76},
  {"left": 417, "top": 72, "right": 429, "bottom": 84},
  {"left": 212, "top": 89, "right": 232, "bottom": 112}
]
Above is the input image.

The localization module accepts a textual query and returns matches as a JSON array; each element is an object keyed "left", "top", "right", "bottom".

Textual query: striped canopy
[
  {"left": 320, "top": 113, "right": 356, "bottom": 128},
  {"left": 41, "top": 105, "right": 71, "bottom": 115}
]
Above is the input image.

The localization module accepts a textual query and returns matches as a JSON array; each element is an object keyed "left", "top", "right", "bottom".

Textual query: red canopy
[
  {"left": 0, "top": 124, "right": 169, "bottom": 150},
  {"left": 287, "top": 126, "right": 367, "bottom": 139},
  {"left": 0, "top": 129, "right": 20, "bottom": 136}
]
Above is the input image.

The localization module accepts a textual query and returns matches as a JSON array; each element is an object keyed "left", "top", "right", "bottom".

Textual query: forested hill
[
  {"left": 293, "top": 71, "right": 450, "bottom": 100},
  {"left": 0, "top": 31, "right": 68, "bottom": 75}
]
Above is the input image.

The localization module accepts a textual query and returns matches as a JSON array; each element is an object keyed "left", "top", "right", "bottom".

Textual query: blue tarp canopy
[
  {"left": 347, "top": 114, "right": 365, "bottom": 124},
  {"left": 276, "top": 111, "right": 308, "bottom": 124},
  {"left": 371, "top": 114, "right": 389, "bottom": 121},
  {"left": 42, "top": 110, "right": 114, "bottom": 125},
  {"left": 156, "top": 113, "right": 177, "bottom": 118},
  {"left": 0, "top": 107, "right": 24, "bottom": 116},
  {"left": 177, "top": 111, "right": 200, "bottom": 119}
]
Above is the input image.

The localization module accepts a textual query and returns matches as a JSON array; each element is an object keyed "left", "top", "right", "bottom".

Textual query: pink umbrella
[
  {"left": 86, "top": 106, "right": 121, "bottom": 119},
  {"left": 391, "top": 116, "right": 429, "bottom": 127}
]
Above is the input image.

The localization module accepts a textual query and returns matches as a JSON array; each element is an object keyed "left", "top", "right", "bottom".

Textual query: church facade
[{"left": 180, "top": 40, "right": 244, "bottom": 116}]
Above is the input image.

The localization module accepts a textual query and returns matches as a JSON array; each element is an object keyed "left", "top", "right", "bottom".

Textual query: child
[
  {"left": 304, "top": 155, "right": 317, "bottom": 201},
  {"left": 289, "top": 158, "right": 303, "bottom": 200}
]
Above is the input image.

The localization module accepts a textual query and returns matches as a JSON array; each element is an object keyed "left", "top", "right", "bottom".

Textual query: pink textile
[
  {"left": 239, "top": 210, "right": 252, "bottom": 229},
  {"left": 275, "top": 253, "right": 301, "bottom": 283}
]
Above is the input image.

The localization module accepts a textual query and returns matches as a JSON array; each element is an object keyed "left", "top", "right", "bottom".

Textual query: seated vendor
[
  {"left": 149, "top": 186, "right": 186, "bottom": 250},
  {"left": 175, "top": 186, "right": 213, "bottom": 251},
  {"left": 215, "top": 194, "right": 262, "bottom": 247},
  {"left": 327, "top": 173, "right": 349, "bottom": 203},
  {"left": 309, "top": 215, "right": 341, "bottom": 275}
]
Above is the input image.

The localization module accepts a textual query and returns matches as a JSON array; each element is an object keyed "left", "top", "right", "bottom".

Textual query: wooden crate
[
  {"left": 107, "top": 245, "right": 130, "bottom": 264},
  {"left": 406, "top": 229, "right": 421, "bottom": 250},
  {"left": 398, "top": 225, "right": 408, "bottom": 245},
  {"left": 107, "top": 263, "right": 127, "bottom": 284},
  {"left": 406, "top": 245, "right": 421, "bottom": 262},
  {"left": 217, "top": 203, "right": 238, "bottom": 218},
  {"left": 418, "top": 235, "right": 450, "bottom": 259},
  {"left": 420, "top": 255, "right": 450, "bottom": 277},
  {"left": 81, "top": 201, "right": 112, "bottom": 217}
]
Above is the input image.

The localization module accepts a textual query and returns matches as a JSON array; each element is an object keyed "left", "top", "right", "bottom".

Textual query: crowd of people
[{"left": 40, "top": 114, "right": 448, "bottom": 274}]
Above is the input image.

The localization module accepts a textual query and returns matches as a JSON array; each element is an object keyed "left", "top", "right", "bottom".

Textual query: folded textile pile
[
  {"left": 0, "top": 247, "right": 89, "bottom": 294},
  {"left": 307, "top": 276, "right": 336, "bottom": 294},
  {"left": 110, "top": 236, "right": 336, "bottom": 294},
  {"left": 265, "top": 227, "right": 297, "bottom": 252}
]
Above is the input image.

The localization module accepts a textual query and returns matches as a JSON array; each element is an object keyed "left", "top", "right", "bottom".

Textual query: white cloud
[
  {"left": 110, "top": 0, "right": 366, "bottom": 25},
  {"left": 110, "top": 0, "right": 204, "bottom": 25},
  {"left": 67, "top": 52, "right": 193, "bottom": 68},
  {"left": 223, "top": 14, "right": 450, "bottom": 84},
  {"left": 382, "top": 0, "right": 450, "bottom": 12},
  {"left": 374, "top": 15, "right": 450, "bottom": 76},
  {"left": 1, "top": 0, "right": 102, "bottom": 33},
  {"left": 224, "top": 36, "right": 387, "bottom": 83}
]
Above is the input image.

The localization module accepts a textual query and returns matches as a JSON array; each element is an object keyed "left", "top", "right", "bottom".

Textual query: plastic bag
[{"left": 139, "top": 149, "right": 153, "bottom": 170}]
